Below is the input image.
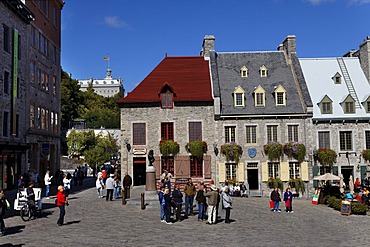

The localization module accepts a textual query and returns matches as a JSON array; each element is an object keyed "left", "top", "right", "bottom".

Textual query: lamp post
[
  {"left": 213, "top": 142, "right": 218, "bottom": 185},
  {"left": 124, "top": 138, "right": 131, "bottom": 174}
]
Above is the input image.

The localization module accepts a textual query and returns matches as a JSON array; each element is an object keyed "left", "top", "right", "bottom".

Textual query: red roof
[{"left": 117, "top": 56, "right": 212, "bottom": 104}]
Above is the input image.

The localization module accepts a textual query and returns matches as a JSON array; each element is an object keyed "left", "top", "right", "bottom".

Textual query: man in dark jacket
[
  {"left": 270, "top": 187, "right": 281, "bottom": 212},
  {"left": 26, "top": 182, "right": 37, "bottom": 219},
  {"left": 172, "top": 184, "right": 183, "bottom": 222},
  {"left": 123, "top": 173, "right": 132, "bottom": 199},
  {"left": 196, "top": 184, "right": 206, "bottom": 221},
  {"left": 184, "top": 179, "right": 196, "bottom": 217}
]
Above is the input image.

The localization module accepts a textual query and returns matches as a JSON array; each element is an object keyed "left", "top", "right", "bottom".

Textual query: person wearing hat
[
  {"left": 105, "top": 174, "right": 115, "bottom": 201},
  {"left": 204, "top": 184, "right": 219, "bottom": 224}
]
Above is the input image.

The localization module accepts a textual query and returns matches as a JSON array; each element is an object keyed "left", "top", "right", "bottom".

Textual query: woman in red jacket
[{"left": 56, "top": 185, "right": 68, "bottom": 226}]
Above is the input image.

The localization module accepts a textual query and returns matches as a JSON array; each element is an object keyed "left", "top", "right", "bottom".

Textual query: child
[{"left": 284, "top": 187, "right": 293, "bottom": 213}]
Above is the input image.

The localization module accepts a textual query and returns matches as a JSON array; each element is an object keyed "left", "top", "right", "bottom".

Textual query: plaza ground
[{"left": 1, "top": 178, "right": 369, "bottom": 247}]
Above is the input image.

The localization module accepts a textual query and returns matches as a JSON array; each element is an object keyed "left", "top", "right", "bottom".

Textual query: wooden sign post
[{"left": 340, "top": 200, "right": 351, "bottom": 216}]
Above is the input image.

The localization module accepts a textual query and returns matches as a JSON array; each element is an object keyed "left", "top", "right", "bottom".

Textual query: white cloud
[
  {"left": 306, "top": 0, "right": 334, "bottom": 5},
  {"left": 104, "top": 16, "right": 131, "bottom": 29},
  {"left": 306, "top": 0, "right": 370, "bottom": 4},
  {"left": 349, "top": 0, "right": 370, "bottom": 4}
]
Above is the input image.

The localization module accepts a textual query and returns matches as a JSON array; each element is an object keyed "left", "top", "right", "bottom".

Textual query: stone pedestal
[{"left": 146, "top": 165, "right": 156, "bottom": 191}]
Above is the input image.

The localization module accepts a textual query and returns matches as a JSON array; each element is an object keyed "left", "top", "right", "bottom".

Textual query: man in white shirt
[
  {"left": 44, "top": 170, "right": 53, "bottom": 199},
  {"left": 105, "top": 174, "right": 115, "bottom": 201}
]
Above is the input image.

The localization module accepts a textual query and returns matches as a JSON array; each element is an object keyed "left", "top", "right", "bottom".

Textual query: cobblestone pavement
[{"left": 1, "top": 180, "right": 370, "bottom": 247}]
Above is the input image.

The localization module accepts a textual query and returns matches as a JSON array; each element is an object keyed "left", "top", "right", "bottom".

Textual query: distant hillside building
[{"left": 78, "top": 67, "right": 124, "bottom": 98}]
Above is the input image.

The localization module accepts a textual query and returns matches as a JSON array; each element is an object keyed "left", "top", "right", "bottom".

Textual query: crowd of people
[{"left": 95, "top": 169, "right": 132, "bottom": 201}]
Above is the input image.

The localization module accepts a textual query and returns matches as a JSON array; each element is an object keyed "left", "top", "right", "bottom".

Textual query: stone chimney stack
[
  {"left": 358, "top": 36, "right": 370, "bottom": 83},
  {"left": 282, "top": 35, "right": 296, "bottom": 55},
  {"left": 201, "top": 35, "right": 215, "bottom": 58}
]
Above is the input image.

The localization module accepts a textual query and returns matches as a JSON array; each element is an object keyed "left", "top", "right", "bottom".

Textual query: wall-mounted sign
[
  {"left": 248, "top": 148, "right": 257, "bottom": 158},
  {"left": 133, "top": 146, "right": 147, "bottom": 155}
]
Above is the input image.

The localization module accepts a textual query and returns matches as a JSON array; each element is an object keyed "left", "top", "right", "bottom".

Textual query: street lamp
[{"left": 124, "top": 138, "right": 131, "bottom": 174}]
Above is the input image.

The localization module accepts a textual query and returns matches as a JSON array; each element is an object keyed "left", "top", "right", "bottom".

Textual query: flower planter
[
  {"left": 317, "top": 148, "right": 337, "bottom": 166},
  {"left": 220, "top": 142, "right": 243, "bottom": 163},
  {"left": 263, "top": 142, "right": 283, "bottom": 161},
  {"left": 159, "top": 140, "right": 180, "bottom": 157},
  {"left": 362, "top": 149, "right": 370, "bottom": 163},
  {"left": 288, "top": 178, "right": 306, "bottom": 195},
  {"left": 284, "top": 142, "right": 306, "bottom": 163},
  {"left": 185, "top": 141, "right": 207, "bottom": 160}
]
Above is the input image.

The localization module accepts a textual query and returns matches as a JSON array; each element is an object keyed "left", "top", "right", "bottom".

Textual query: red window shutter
[
  {"left": 203, "top": 155, "right": 211, "bottom": 179},
  {"left": 153, "top": 156, "right": 161, "bottom": 180}
]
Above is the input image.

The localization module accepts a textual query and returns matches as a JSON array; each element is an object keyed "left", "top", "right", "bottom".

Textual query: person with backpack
[
  {"left": 158, "top": 186, "right": 165, "bottom": 222},
  {"left": 0, "top": 189, "right": 9, "bottom": 235}
]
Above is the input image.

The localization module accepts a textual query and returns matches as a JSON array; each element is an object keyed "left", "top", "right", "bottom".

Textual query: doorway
[
  {"left": 133, "top": 157, "right": 146, "bottom": 186},
  {"left": 341, "top": 166, "right": 353, "bottom": 188},
  {"left": 247, "top": 168, "right": 259, "bottom": 190}
]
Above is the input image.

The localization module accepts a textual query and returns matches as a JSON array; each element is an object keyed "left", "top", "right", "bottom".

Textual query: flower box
[
  {"left": 263, "top": 142, "right": 283, "bottom": 161},
  {"left": 317, "top": 148, "right": 337, "bottom": 166},
  {"left": 362, "top": 149, "right": 370, "bottom": 162},
  {"left": 284, "top": 142, "right": 306, "bottom": 163},
  {"left": 159, "top": 140, "right": 180, "bottom": 156},
  {"left": 220, "top": 142, "right": 243, "bottom": 163},
  {"left": 185, "top": 141, "right": 207, "bottom": 160}
]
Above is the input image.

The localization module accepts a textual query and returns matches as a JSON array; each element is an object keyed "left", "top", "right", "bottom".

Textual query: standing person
[
  {"left": 63, "top": 174, "right": 71, "bottom": 198},
  {"left": 158, "top": 186, "right": 165, "bottom": 222},
  {"left": 172, "top": 184, "right": 183, "bottom": 222},
  {"left": 161, "top": 170, "right": 173, "bottom": 194},
  {"left": 284, "top": 188, "right": 293, "bottom": 213},
  {"left": 123, "top": 172, "right": 132, "bottom": 199},
  {"left": 96, "top": 173, "right": 104, "bottom": 198},
  {"left": 222, "top": 187, "right": 233, "bottom": 224},
  {"left": 56, "top": 185, "right": 68, "bottom": 226},
  {"left": 196, "top": 184, "right": 206, "bottom": 221},
  {"left": 204, "top": 185, "right": 219, "bottom": 225},
  {"left": 105, "top": 174, "right": 115, "bottom": 201},
  {"left": 0, "top": 189, "right": 8, "bottom": 235},
  {"left": 184, "top": 179, "right": 196, "bottom": 218},
  {"left": 44, "top": 171, "right": 53, "bottom": 199},
  {"left": 270, "top": 187, "right": 281, "bottom": 212},
  {"left": 114, "top": 176, "right": 121, "bottom": 199},
  {"left": 163, "top": 188, "right": 173, "bottom": 224},
  {"left": 101, "top": 169, "right": 107, "bottom": 184},
  {"left": 17, "top": 175, "right": 25, "bottom": 191},
  {"left": 26, "top": 182, "right": 37, "bottom": 219}
]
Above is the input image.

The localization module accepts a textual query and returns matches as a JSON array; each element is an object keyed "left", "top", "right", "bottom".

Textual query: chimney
[
  {"left": 277, "top": 44, "right": 284, "bottom": 51},
  {"left": 358, "top": 36, "right": 370, "bottom": 83},
  {"left": 282, "top": 35, "right": 296, "bottom": 54},
  {"left": 201, "top": 35, "right": 215, "bottom": 58}
]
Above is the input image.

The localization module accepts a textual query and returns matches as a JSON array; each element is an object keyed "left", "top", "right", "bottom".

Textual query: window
[
  {"left": 254, "top": 85, "right": 266, "bottom": 107},
  {"left": 161, "top": 92, "right": 173, "bottom": 109},
  {"left": 53, "top": 7, "right": 57, "bottom": 27},
  {"left": 30, "top": 104, "right": 35, "bottom": 128},
  {"left": 274, "top": 85, "right": 286, "bottom": 106},
  {"left": 289, "top": 162, "right": 300, "bottom": 179},
  {"left": 55, "top": 112, "right": 58, "bottom": 133},
  {"left": 332, "top": 72, "right": 341, "bottom": 84},
  {"left": 320, "top": 166, "right": 332, "bottom": 175},
  {"left": 276, "top": 92, "right": 284, "bottom": 105},
  {"left": 225, "top": 126, "right": 236, "bottom": 143},
  {"left": 288, "top": 125, "right": 299, "bottom": 142},
  {"left": 45, "top": 109, "right": 49, "bottom": 130},
  {"left": 367, "top": 101, "right": 370, "bottom": 113},
  {"left": 365, "top": 131, "right": 370, "bottom": 150},
  {"left": 3, "top": 25, "right": 10, "bottom": 53},
  {"left": 225, "top": 163, "right": 237, "bottom": 180},
  {"left": 246, "top": 126, "right": 257, "bottom": 144},
  {"left": 39, "top": 0, "right": 49, "bottom": 17},
  {"left": 52, "top": 75, "right": 57, "bottom": 95},
  {"left": 190, "top": 157, "right": 203, "bottom": 177},
  {"left": 189, "top": 122, "right": 202, "bottom": 141},
  {"left": 41, "top": 108, "right": 46, "bottom": 129},
  {"left": 344, "top": 102, "right": 355, "bottom": 113},
  {"left": 322, "top": 102, "right": 332, "bottom": 114},
  {"left": 161, "top": 157, "right": 174, "bottom": 174},
  {"left": 256, "top": 93, "right": 264, "bottom": 106},
  {"left": 2, "top": 112, "right": 9, "bottom": 137},
  {"left": 233, "top": 86, "right": 245, "bottom": 107},
  {"left": 15, "top": 114, "right": 19, "bottom": 137},
  {"left": 161, "top": 122, "right": 174, "bottom": 140},
  {"left": 37, "top": 107, "right": 41, "bottom": 129},
  {"left": 318, "top": 131, "right": 330, "bottom": 149},
  {"left": 133, "top": 123, "right": 146, "bottom": 145},
  {"left": 3, "top": 71, "right": 10, "bottom": 95},
  {"left": 30, "top": 61, "right": 36, "bottom": 84},
  {"left": 235, "top": 93, "right": 243, "bottom": 106},
  {"left": 339, "top": 131, "right": 352, "bottom": 151},
  {"left": 268, "top": 162, "right": 279, "bottom": 178},
  {"left": 240, "top": 66, "right": 248, "bottom": 78},
  {"left": 260, "top": 65, "right": 267, "bottom": 78},
  {"left": 50, "top": 111, "right": 54, "bottom": 131},
  {"left": 52, "top": 45, "right": 57, "bottom": 63},
  {"left": 267, "top": 125, "right": 278, "bottom": 143}
]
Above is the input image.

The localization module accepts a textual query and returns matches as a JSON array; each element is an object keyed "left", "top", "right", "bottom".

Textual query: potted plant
[
  {"left": 284, "top": 142, "right": 306, "bottom": 163},
  {"left": 159, "top": 139, "right": 180, "bottom": 156},
  {"left": 317, "top": 148, "right": 337, "bottom": 166},
  {"left": 267, "top": 178, "right": 284, "bottom": 192},
  {"left": 185, "top": 140, "right": 207, "bottom": 160},
  {"left": 362, "top": 149, "right": 370, "bottom": 162},
  {"left": 220, "top": 142, "right": 243, "bottom": 163},
  {"left": 263, "top": 142, "right": 283, "bottom": 161},
  {"left": 288, "top": 178, "right": 306, "bottom": 195}
]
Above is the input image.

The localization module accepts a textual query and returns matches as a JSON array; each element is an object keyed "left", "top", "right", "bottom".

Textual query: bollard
[
  {"left": 122, "top": 188, "right": 126, "bottom": 205},
  {"left": 141, "top": 192, "right": 145, "bottom": 210}
]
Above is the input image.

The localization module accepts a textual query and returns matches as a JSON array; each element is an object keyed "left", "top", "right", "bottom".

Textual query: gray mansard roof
[{"left": 210, "top": 50, "right": 312, "bottom": 116}]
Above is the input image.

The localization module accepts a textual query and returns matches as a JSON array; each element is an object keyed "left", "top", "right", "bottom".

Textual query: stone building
[
  {"left": 117, "top": 56, "right": 214, "bottom": 186},
  {"left": 207, "top": 35, "right": 314, "bottom": 196},
  {"left": 299, "top": 37, "right": 370, "bottom": 187},
  {"left": 78, "top": 67, "right": 124, "bottom": 98}
]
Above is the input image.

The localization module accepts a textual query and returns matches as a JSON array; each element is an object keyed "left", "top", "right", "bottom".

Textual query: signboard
[
  {"left": 41, "top": 143, "right": 50, "bottom": 157},
  {"left": 312, "top": 188, "right": 320, "bottom": 205},
  {"left": 340, "top": 201, "right": 351, "bottom": 216},
  {"left": 248, "top": 148, "right": 257, "bottom": 158}
]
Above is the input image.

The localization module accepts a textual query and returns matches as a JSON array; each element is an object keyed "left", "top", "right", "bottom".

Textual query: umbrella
[
  {"left": 349, "top": 175, "right": 354, "bottom": 194},
  {"left": 314, "top": 173, "right": 341, "bottom": 181},
  {"left": 339, "top": 174, "right": 344, "bottom": 193}
]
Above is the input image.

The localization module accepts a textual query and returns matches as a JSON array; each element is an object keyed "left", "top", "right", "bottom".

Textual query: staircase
[{"left": 337, "top": 58, "right": 361, "bottom": 108}]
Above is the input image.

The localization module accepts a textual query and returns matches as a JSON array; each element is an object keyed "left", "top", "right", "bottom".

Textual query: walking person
[
  {"left": 270, "top": 187, "right": 281, "bottom": 212},
  {"left": 222, "top": 186, "right": 233, "bottom": 224},
  {"left": 114, "top": 176, "right": 121, "bottom": 199},
  {"left": 0, "top": 189, "right": 8, "bottom": 235},
  {"left": 123, "top": 172, "right": 132, "bottom": 199},
  {"left": 18, "top": 175, "right": 25, "bottom": 191},
  {"left": 44, "top": 170, "right": 53, "bottom": 199},
  {"left": 184, "top": 179, "right": 196, "bottom": 217},
  {"left": 161, "top": 170, "right": 173, "bottom": 194},
  {"left": 204, "top": 185, "right": 219, "bottom": 225},
  {"left": 172, "top": 184, "right": 183, "bottom": 222},
  {"left": 96, "top": 173, "right": 104, "bottom": 198},
  {"left": 158, "top": 186, "right": 165, "bottom": 222},
  {"left": 284, "top": 187, "right": 293, "bottom": 213},
  {"left": 26, "top": 182, "right": 37, "bottom": 219},
  {"left": 163, "top": 188, "right": 173, "bottom": 224},
  {"left": 196, "top": 184, "right": 206, "bottom": 221},
  {"left": 63, "top": 173, "right": 71, "bottom": 198},
  {"left": 105, "top": 174, "right": 115, "bottom": 201},
  {"left": 56, "top": 185, "right": 68, "bottom": 226}
]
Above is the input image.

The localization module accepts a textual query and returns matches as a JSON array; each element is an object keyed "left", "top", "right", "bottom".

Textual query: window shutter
[
  {"left": 174, "top": 155, "right": 183, "bottom": 178},
  {"left": 280, "top": 162, "right": 289, "bottom": 182},
  {"left": 313, "top": 165, "right": 319, "bottom": 188},
  {"left": 203, "top": 155, "right": 211, "bottom": 179},
  {"left": 332, "top": 166, "right": 339, "bottom": 183},
  {"left": 238, "top": 163, "right": 245, "bottom": 182},
  {"left": 153, "top": 156, "right": 161, "bottom": 179},
  {"left": 219, "top": 163, "right": 225, "bottom": 183},
  {"left": 361, "top": 165, "right": 367, "bottom": 182},
  {"left": 182, "top": 156, "right": 190, "bottom": 178},
  {"left": 301, "top": 162, "right": 309, "bottom": 181},
  {"left": 261, "top": 162, "right": 268, "bottom": 182}
]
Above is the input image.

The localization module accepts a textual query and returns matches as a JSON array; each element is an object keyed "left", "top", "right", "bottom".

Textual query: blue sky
[{"left": 61, "top": 0, "right": 370, "bottom": 94}]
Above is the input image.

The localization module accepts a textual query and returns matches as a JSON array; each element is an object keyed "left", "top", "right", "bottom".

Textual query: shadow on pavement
[
  {"left": 2, "top": 225, "right": 26, "bottom": 236},
  {"left": 65, "top": 220, "right": 81, "bottom": 225},
  {"left": 0, "top": 244, "right": 25, "bottom": 247}
]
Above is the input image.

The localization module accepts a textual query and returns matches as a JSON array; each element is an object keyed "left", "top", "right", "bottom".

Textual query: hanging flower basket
[
  {"left": 317, "top": 148, "right": 337, "bottom": 166},
  {"left": 159, "top": 140, "right": 180, "bottom": 156},
  {"left": 263, "top": 142, "right": 283, "bottom": 161},
  {"left": 220, "top": 142, "right": 243, "bottom": 163},
  {"left": 362, "top": 149, "right": 370, "bottom": 162},
  {"left": 284, "top": 142, "right": 306, "bottom": 163},
  {"left": 267, "top": 178, "right": 284, "bottom": 192},
  {"left": 185, "top": 141, "right": 207, "bottom": 160},
  {"left": 288, "top": 178, "right": 306, "bottom": 195}
]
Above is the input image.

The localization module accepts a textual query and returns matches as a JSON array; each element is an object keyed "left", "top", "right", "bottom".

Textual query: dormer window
[
  {"left": 233, "top": 85, "right": 245, "bottom": 107},
  {"left": 240, "top": 66, "right": 248, "bottom": 78},
  {"left": 260, "top": 65, "right": 267, "bottom": 78},
  {"left": 254, "top": 85, "right": 266, "bottom": 107},
  {"left": 319, "top": 95, "right": 333, "bottom": 114},
  {"left": 332, "top": 72, "right": 342, "bottom": 84},
  {"left": 362, "top": 96, "right": 370, "bottom": 113},
  {"left": 161, "top": 91, "right": 173, "bottom": 109},
  {"left": 367, "top": 101, "right": 370, "bottom": 113},
  {"left": 274, "top": 85, "right": 286, "bottom": 106},
  {"left": 341, "top": 95, "right": 355, "bottom": 114}
]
